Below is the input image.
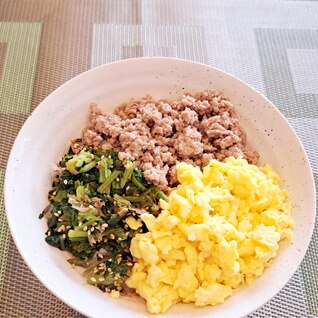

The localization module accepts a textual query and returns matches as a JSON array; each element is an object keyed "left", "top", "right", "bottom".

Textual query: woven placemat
[{"left": 0, "top": 0, "right": 317, "bottom": 317}]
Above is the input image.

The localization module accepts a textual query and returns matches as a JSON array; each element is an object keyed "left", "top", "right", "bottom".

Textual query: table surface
[{"left": 0, "top": 1, "right": 317, "bottom": 317}]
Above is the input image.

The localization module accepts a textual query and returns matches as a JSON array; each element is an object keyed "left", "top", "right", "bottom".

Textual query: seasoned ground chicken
[{"left": 83, "top": 91, "right": 259, "bottom": 189}]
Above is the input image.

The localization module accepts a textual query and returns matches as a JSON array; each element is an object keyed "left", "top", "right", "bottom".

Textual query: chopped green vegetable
[
  {"left": 53, "top": 190, "right": 68, "bottom": 202},
  {"left": 132, "top": 174, "right": 146, "bottom": 192},
  {"left": 66, "top": 150, "right": 97, "bottom": 175},
  {"left": 120, "top": 160, "right": 135, "bottom": 188},
  {"left": 97, "top": 170, "right": 121, "bottom": 194},
  {"left": 113, "top": 194, "right": 131, "bottom": 209},
  {"left": 39, "top": 144, "right": 167, "bottom": 294},
  {"left": 150, "top": 186, "right": 168, "bottom": 201},
  {"left": 98, "top": 157, "right": 113, "bottom": 183},
  {"left": 68, "top": 229, "right": 88, "bottom": 241}
]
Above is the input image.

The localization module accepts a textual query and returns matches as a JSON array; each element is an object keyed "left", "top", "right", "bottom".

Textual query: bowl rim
[{"left": 4, "top": 56, "right": 317, "bottom": 318}]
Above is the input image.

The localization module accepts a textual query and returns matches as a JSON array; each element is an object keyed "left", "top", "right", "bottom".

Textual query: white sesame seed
[
  {"left": 108, "top": 258, "right": 112, "bottom": 262},
  {"left": 126, "top": 186, "right": 130, "bottom": 191},
  {"left": 91, "top": 238, "right": 96, "bottom": 244},
  {"left": 87, "top": 230, "right": 91, "bottom": 236},
  {"left": 91, "top": 277, "right": 97, "bottom": 283},
  {"left": 83, "top": 226, "right": 88, "bottom": 231},
  {"left": 91, "top": 227, "right": 95, "bottom": 232},
  {"left": 109, "top": 234, "right": 115, "bottom": 239},
  {"left": 127, "top": 262, "right": 133, "bottom": 266},
  {"left": 58, "top": 210, "right": 62, "bottom": 215},
  {"left": 99, "top": 277, "right": 105, "bottom": 282},
  {"left": 118, "top": 238, "right": 123, "bottom": 241},
  {"left": 57, "top": 225, "right": 65, "bottom": 233},
  {"left": 54, "top": 213, "right": 59, "bottom": 217},
  {"left": 116, "top": 177, "right": 119, "bottom": 182},
  {"left": 63, "top": 180, "right": 68, "bottom": 185}
]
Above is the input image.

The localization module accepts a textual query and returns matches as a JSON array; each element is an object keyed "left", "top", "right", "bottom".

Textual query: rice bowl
[{"left": 4, "top": 57, "right": 316, "bottom": 318}]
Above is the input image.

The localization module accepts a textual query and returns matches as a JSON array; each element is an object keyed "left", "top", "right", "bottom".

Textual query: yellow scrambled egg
[{"left": 126, "top": 157, "right": 293, "bottom": 314}]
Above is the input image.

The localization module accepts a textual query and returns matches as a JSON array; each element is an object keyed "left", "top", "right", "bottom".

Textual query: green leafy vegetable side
[{"left": 40, "top": 144, "right": 166, "bottom": 294}]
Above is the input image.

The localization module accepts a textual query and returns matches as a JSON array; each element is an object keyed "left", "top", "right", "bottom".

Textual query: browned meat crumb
[
  {"left": 83, "top": 91, "right": 259, "bottom": 189},
  {"left": 70, "top": 138, "right": 85, "bottom": 154}
]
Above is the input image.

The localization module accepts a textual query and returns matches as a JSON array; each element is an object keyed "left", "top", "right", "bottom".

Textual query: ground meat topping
[
  {"left": 83, "top": 91, "right": 259, "bottom": 188},
  {"left": 174, "top": 126, "right": 203, "bottom": 158}
]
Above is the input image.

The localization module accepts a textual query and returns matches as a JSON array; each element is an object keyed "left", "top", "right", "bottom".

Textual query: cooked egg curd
[{"left": 126, "top": 157, "right": 293, "bottom": 314}]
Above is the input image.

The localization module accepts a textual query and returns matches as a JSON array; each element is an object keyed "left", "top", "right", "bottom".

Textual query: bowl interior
[{"left": 4, "top": 57, "right": 316, "bottom": 318}]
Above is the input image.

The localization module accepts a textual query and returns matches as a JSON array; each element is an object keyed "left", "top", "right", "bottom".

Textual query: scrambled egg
[{"left": 126, "top": 157, "right": 293, "bottom": 314}]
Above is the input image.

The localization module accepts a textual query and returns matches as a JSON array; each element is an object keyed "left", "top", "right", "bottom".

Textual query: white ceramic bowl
[{"left": 5, "top": 57, "right": 316, "bottom": 318}]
